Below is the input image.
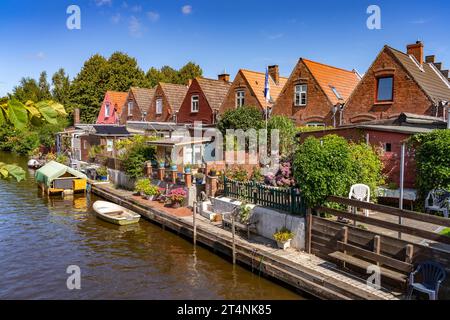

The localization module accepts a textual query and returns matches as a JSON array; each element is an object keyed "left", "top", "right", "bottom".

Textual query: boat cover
[{"left": 35, "top": 161, "right": 87, "bottom": 187}]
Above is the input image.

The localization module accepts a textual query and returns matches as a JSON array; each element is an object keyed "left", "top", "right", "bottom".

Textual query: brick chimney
[
  {"left": 268, "top": 65, "right": 279, "bottom": 85},
  {"left": 218, "top": 74, "right": 230, "bottom": 82},
  {"left": 407, "top": 41, "right": 424, "bottom": 64},
  {"left": 425, "top": 55, "right": 435, "bottom": 63},
  {"left": 73, "top": 108, "right": 80, "bottom": 125}
]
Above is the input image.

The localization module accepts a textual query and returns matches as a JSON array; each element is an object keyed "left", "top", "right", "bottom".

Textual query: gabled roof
[
  {"left": 106, "top": 91, "right": 128, "bottom": 114},
  {"left": 196, "top": 77, "right": 232, "bottom": 111},
  {"left": 386, "top": 46, "right": 450, "bottom": 104},
  {"left": 302, "top": 59, "right": 361, "bottom": 105},
  {"left": 240, "top": 69, "right": 288, "bottom": 107},
  {"left": 159, "top": 82, "right": 189, "bottom": 113},
  {"left": 130, "top": 87, "right": 155, "bottom": 113}
]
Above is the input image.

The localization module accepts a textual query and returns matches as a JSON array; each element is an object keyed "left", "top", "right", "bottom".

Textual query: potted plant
[
  {"left": 135, "top": 178, "right": 150, "bottom": 197},
  {"left": 209, "top": 166, "right": 217, "bottom": 177},
  {"left": 194, "top": 172, "right": 205, "bottom": 185},
  {"left": 143, "top": 184, "right": 161, "bottom": 201},
  {"left": 184, "top": 164, "right": 191, "bottom": 174},
  {"left": 167, "top": 188, "right": 186, "bottom": 208},
  {"left": 170, "top": 161, "right": 178, "bottom": 171},
  {"left": 96, "top": 166, "right": 108, "bottom": 181},
  {"left": 157, "top": 157, "right": 165, "bottom": 168},
  {"left": 273, "top": 227, "right": 294, "bottom": 250}
]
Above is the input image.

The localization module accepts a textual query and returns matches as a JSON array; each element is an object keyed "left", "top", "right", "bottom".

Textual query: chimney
[
  {"left": 425, "top": 55, "right": 435, "bottom": 63},
  {"left": 268, "top": 65, "right": 280, "bottom": 85},
  {"left": 441, "top": 70, "right": 449, "bottom": 78},
  {"left": 73, "top": 108, "right": 80, "bottom": 125},
  {"left": 218, "top": 74, "right": 230, "bottom": 82},
  {"left": 407, "top": 41, "right": 424, "bottom": 64}
]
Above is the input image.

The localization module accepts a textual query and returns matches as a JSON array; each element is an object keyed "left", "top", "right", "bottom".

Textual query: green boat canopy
[{"left": 35, "top": 161, "right": 87, "bottom": 187}]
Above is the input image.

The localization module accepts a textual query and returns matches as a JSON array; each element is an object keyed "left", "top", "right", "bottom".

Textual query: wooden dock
[{"left": 91, "top": 183, "right": 399, "bottom": 300}]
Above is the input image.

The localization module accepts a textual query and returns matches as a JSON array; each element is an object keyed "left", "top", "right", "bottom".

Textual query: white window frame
[
  {"left": 306, "top": 122, "right": 325, "bottom": 127},
  {"left": 156, "top": 98, "right": 163, "bottom": 115},
  {"left": 105, "top": 103, "right": 110, "bottom": 117},
  {"left": 106, "top": 139, "right": 113, "bottom": 152},
  {"left": 128, "top": 101, "right": 133, "bottom": 115},
  {"left": 191, "top": 95, "right": 199, "bottom": 113},
  {"left": 294, "top": 84, "right": 307, "bottom": 106},
  {"left": 236, "top": 90, "right": 245, "bottom": 108}
]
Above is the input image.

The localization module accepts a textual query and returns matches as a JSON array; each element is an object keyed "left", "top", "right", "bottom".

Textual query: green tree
[
  {"left": 178, "top": 61, "right": 203, "bottom": 85},
  {"left": 267, "top": 115, "right": 297, "bottom": 157},
  {"left": 159, "top": 65, "right": 178, "bottom": 83},
  {"left": 38, "top": 71, "right": 51, "bottom": 101},
  {"left": 106, "top": 52, "right": 147, "bottom": 91},
  {"left": 217, "top": 105, "right": 264, "bottom": 135},
  {"left": 52, "top": 68, "right": 71, "bottom": 105},
  {"left": 145, "top": 67, "right": 162, "bottom": 87},
  {"left": 410, "top": 130, "right": 450, "bottom": 198},
  {"left": 11, "top": 77, "right": 40, "bottom": 103}
]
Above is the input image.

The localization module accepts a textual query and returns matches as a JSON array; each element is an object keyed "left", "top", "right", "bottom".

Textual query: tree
[
  {"left": 217, "top": 105, "right": 264, "bottom": 135},
  {"left": 293, "top": 135, "right": 384, "bottom": 207},
  {"left": 178, "top": 62, "right": 203, "bottom": 85},
  {"left": 267, "top": 115, "right": 297, "bottom": 157},
  {"left": 106, "top": 52, "right": 147, "bottom": 92},
  {"left": 159, "top": 65, "right": 178, "bottom": 83},
  {"left": 145, "top": 67, "right": 162, "bottom": 87},
  {"left": 38, "top": 71, "right": 52, "bottom": 101},
  {"left": 67, "top": 54, "right": 108, "bottom": 123},
  {"left": 52, "top": 68, "right": 71, "bottom": 105},
  {"left": 11, "top": 77, "right": 40, "bottom": 103}
]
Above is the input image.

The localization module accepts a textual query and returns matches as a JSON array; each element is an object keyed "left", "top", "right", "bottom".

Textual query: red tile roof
[{"left": 106, "top": 91, "right": 128, "bottom": 114}]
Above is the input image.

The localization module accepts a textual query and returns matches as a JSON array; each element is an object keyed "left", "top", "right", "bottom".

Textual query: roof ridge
[
  {"left": 302, "top": 58, "right": 357, "bottom": 74},
  {"left": 240, "top": 69, "right": 288, "bottom": 79}
]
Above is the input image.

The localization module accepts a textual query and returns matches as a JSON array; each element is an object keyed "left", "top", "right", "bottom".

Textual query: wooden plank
[
  {"left": 337, "top": 241, "right": 413, "bottom": 273},
  {"left": 317, "top": 207, "right": 450, "bottom": 245},
  {"left": 306, "top": 209, "right": 312, "bottom": 254},
  {"left": 327, "top": 196, "right": 450, "bottom": 228},
  {"left": 329, "top": 251, "right": 408, "bottom": 283},
  {"left": 405, "top": 244, "right": 414, "bottom": 264}
]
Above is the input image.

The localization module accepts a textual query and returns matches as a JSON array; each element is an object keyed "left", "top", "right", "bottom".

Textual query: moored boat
[
  {"left": 28, "top": 159, "right": 43, "bottom": 169},
  {"left": 93, "top": 200, "right": 141, "bottom": 225}
]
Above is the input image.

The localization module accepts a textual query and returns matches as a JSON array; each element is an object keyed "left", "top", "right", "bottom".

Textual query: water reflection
[{"left": 0, "top": 151, "right": 303, "bottom": 300}]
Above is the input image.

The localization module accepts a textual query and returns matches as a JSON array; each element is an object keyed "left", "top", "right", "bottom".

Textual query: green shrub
[
  {"left": 56, "top": 154, "right": 69, "bottom": 165},
  {"left": 293, "top": 135, "right": 384, "bottom": 207},
  {"left": 11, "top": 131, "right": 40, "bottom": 155},
  {"left": 410, "top": 130, "right": 450, "bottom": 198},
  {"left": 268, "top": 115, "right": 297, "bottom": 157},
  {"left": 96, "top": 166, "right": 108, "bottom": 177},
  {"left": 134, "top": 178, "right": 150, "bottom": 193},
  {"left": 217, "top": 105, "right": 264, "bottom": 135},
  {"left": 116, "top": 135, "right": 156, "bottom": 179}
]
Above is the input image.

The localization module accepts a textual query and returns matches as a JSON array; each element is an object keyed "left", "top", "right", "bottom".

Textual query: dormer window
[
  {"left": 236, "top": 91, "right": 245, "bottom": 108},
  {"left": 330, "top": 86, "right": 343, "bottom": 100},
  {"left": 191, "top": 95, "right": 199, "bottom": 112},
  {"left": 105, "top": 103, "right": 110, "bottom": 117},
  {"left": 294, "top": 84, "right": 307, "bottom": 106},
  {"left": 128, "top": 101, "right": 133, "bottom": 115},
  {"left": 376, "top": 76, "right": 394, "bottom": 102},
  {"left": 156, "top": 98, "right": 163, "bottom": 114}
]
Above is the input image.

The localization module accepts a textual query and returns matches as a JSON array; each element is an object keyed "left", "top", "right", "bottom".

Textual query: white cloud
[
  {"left": 147, "top": 11, "right": 160, "bottom": 22},
  {"left": 267, "top": 33, "right": 284, "bottom": 40},
  {"left": 181, "top": 5, "right": 192, "bottom": 15},
  {"left": 111, "top": 13, "right": 121, "bottom": 24},
  {"left": 128, "top": 16, "right": 143, "bottom": 38},
  {"left": 130, "top": 5, "right": 142, "bottom": 13},
  {"left": 36, "top": 52, "right": 46, "bottom": 60},
  {"left": 95, "top": 0, "right": 112, "bottom": 6}
]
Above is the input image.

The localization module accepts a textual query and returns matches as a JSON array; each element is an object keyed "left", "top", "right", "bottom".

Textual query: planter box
[{"left": 276, "top": 239, "right": 291, "bottom": 250}]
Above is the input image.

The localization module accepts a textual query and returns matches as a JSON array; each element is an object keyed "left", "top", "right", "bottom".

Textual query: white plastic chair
[
  {"left": 425, "top": 190, "right": 450, "bottom": 218},
  {"left": 349, "top": 184, "right": 371, "bottom": 217}
]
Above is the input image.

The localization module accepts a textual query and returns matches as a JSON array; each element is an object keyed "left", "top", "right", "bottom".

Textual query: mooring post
[
  {"left": 193, "top": 201, "right": 197, "bottom": 246},
  {"left": 231, "top": 209, "right": 236, "bottom": 265}
]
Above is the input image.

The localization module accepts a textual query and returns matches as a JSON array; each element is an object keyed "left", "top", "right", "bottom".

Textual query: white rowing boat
[{"left": 93, "top": 200, "right": 141, "bottom": 225}]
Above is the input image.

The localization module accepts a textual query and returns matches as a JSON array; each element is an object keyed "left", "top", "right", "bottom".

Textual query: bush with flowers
[
  {"left": 167, "top": 188, "right": 187, "bottom": 207},
  {"left": 264, "top": 160, "right": 296, "bottom": 187}
]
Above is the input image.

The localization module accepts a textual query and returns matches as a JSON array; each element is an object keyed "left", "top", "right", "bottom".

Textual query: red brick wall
[
  {"left": 273, "top": 60, "right": 334, "bottom": 126},
  {"left": 299, "top": 128, "right": 416, "bottom": 188},
  {"left": 219, "top": 71, "right": 262, "bottom": 114},
  {"left": 343, "top": 48, "right": 433, "bottom": 124},
  {"left": 177, "top": 79, "right": 214, "bottom": 124},
  {"left": 146, "top": 85, "right": 173, "bottom": 122},
  {"left": 119, "top": 91, "right": 143, "bottom": 125}
]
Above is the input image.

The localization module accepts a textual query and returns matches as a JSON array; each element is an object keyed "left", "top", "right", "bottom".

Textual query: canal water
[{"left": 0, "top": 152, "right": 303, "bottom": 299}]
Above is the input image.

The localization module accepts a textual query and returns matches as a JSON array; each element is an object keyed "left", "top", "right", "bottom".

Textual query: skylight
[{"left": 330, "top": 86, "right": 343, "bottom": 100}]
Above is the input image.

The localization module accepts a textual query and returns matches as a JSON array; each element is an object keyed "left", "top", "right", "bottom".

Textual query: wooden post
[
  {"left": 231, "top": 209, "right": 236, "bottom": 265},
  {"left": 158, "top": 167, "right": 165, "bottom": 181},
  {"left": 373, "top": 235, "right": 381, "bottom": 266},
  {"left": 405, "top": 244, "right": 414, "bottom": 264},
  {"left": 342, "top": 226, "right": 348, "bottom": 268},
  {"left": 306, "top": 208, "right": 312, "bottom": 254},
  {"left": 185, "top": 172, "right": 192, "bottom": 188},
  {"left": 193, "top": 201, "right": 197, "bottom": 246},
  {"left": 171, "top": 170, "right": 177, "bottom": 184},
  {"left": 398, "top": 142, "right": 406, "bottom": 239}
]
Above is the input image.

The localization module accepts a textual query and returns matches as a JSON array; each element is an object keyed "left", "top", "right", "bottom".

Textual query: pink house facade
[{"left": 96, "top": 91, "right": 128, "bottom": 124}]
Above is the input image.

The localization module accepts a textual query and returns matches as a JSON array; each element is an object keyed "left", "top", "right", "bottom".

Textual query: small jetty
[{"left": 35, "top": 161, "right": 87, "bottom": 196}]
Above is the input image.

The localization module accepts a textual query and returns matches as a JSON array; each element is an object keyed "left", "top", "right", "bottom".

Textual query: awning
[{"left": 35, "top": 161, "right": 87, "bottom": 187}]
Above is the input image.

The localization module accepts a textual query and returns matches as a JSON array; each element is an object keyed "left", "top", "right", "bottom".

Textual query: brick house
[
  {"left": 297, "top": 113, "right": 447, "bottom": 189},
  {"left": 343, "top": 41, "right": 450, "bottom": 124},
  {"left": 119, "top": 87, "right": 155, "bottom": 124},
  {"left": 218, "top": 65, "right": 288, "bottom": 114},
  {"left": 96, "top": 91, "right": 128, "bottom": 124},
  {"left": 177, "top": 75, "right": 231, "bottom": 125},
  {"left": 146, "top": 82, "right": 188, "bottom": 122},
  {"left": 272, "top": 59, "right": 360, "bottom": 127}
]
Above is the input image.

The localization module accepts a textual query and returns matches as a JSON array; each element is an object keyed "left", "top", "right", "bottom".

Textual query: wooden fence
[
  {"left": 223, "top": 177, "right": 306, "bottom": 215},
  {"left": 305, "top": 196, "right": 450, "bottom": 296}
]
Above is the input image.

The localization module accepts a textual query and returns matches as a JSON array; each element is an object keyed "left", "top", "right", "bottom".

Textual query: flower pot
[
  {"left": 184, "top": 168, "right": 191, "bottom": 174},
  {"left": 98, "top": 175, "right": 108, "bottom": 181},
  {"left": 145, "top": 195, "right": 155, "bottom": 201},
  {"left": 209, "top": 170, "right": 217, "bottom": 177},
  {"left": 276, "top": 239, "right": 291, "bottom": 250},
  {"left": 171, "top": 165, "right": 177, "bottom": 171},
  {"left": 159, "top": 162, "right": 165, "bottom": 168},
  {"left": 172, "top": 202, "right": 181, "bottom": 209}
]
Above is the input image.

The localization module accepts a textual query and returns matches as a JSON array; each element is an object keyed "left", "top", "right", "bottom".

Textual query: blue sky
[{"left": 0, "top": 0, "right": 449, "bottom": 96}]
